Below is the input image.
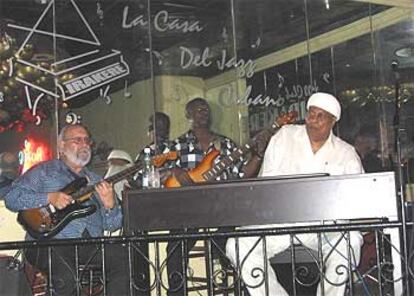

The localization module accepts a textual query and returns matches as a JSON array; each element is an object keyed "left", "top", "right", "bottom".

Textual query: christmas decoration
[
  {"left": 0, "top": 32, "right": 55, "bottom": 133},
  {"left": 339, "top": 85, "right": 413, "bottom": 107}
]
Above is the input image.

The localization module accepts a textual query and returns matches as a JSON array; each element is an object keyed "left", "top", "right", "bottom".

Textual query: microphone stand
[{"left": 392, "top": 61, "right": 411, "bottom": 295}]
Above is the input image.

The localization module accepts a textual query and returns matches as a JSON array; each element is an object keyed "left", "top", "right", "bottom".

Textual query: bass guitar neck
[{"left": 165, "top": 111, "right": 297, "bottom": 188}]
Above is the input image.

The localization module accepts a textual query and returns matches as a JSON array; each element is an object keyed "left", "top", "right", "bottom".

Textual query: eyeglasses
[
  {"left": 63, "top": 137, "right": 93, "bottom": 145},
  {"left": 194, "top": 106, "right": 209, "bottom": 113},
  {"left": 306, "top": 109, "right": 334, "bottom": 122}
]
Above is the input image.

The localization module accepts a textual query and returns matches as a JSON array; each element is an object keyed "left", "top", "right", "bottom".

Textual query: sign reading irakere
[{"left": 63, "top": 63, "right": 128, "bottom": 96}]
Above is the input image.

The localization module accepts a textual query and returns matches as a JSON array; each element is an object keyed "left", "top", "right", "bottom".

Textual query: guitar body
[
  {"left": 17, "top": 177, "right": 97, "bottom": 239},
  {"left": 17, "top": 203, "right": 96, "bottom": 239},
  {"left": 164, "top": 111, "right": 297, "bottom": 188},
  {"left": 16, "top": 152, "right": 178, "bottom": 239},
  {"left": 164, "top": 149, "right": 220, "bottom": 188}
]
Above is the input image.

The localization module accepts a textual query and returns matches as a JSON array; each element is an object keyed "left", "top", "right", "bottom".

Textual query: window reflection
[{"left": 0, "top": 0, "right": 414, "bottom": 188}]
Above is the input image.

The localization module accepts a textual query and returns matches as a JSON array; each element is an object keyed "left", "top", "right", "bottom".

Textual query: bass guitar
[
  {"left": 164, "top": 111, "right": 297, "bottom": 187},
  {"left": 18, "top": 151, "right": 178, "bottom": 239}
]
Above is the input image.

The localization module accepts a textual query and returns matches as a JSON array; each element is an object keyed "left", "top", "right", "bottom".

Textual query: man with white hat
[
  {"left": 103, "top": 149, "right": 133, "bottom": 238},
  {"left": 104, "top": 149, "right": 133, "bottom": 200},
  {"left": 226, "top": 92, "right": 364, "bottom": 296}
]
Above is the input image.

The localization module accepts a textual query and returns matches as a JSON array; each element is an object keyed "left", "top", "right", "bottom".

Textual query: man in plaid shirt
[{"left": 166, "top": 97, "right": 268, "bottom": 296}]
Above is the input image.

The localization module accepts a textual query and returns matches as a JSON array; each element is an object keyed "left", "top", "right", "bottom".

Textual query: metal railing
[{"left": 0, "top": 220, "right": 411, "bottom": 295}]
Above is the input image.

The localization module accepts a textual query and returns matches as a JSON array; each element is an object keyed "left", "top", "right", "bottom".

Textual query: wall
[
  {"left": 76, "top": 74, "right": 249, "bottom": 157},
  {"left": 76, "top": 79, "right": 153, "bottom": 159}
]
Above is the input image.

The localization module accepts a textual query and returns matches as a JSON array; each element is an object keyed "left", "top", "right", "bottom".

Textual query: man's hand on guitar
[
  {"left": 251, "top": 129, "right": 273, "bottom": 159},
  {"left": 158, "top": 168, "right": 173, "bottom": 184},
  {"left": 95, "top": 181, "right": 115, "bottom": 209},
  {"left": 47, "top": 192, "right": 73, "bottom": 210},
  {"left": 250, "top": 111, "right": 297, "bottom": 159}
]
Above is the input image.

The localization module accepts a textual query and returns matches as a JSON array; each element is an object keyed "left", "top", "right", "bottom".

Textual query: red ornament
[
  {"left": 14, "top": 120, "right": 25, "bottom": 132},
  {"left": 21, "top": 108, "right": 35, "bottom": 123},
  {"left": 19, "top": 108, "right": 47, "bottom": 126}
]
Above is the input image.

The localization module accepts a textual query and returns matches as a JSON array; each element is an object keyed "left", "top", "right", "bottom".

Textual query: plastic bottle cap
[{"left": 144, "top": 147, "right": 151, "bottom": 154}]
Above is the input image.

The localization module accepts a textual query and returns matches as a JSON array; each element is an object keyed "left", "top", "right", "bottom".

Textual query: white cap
[
  {"left": 107, "top": 149, "right": 133, "bottom": 163},
  {"left": 144, "top": 147, "right": 151, "bottom": 154},
  {"left": 306, "top": 92, "right": 341, "bottom": 121}
]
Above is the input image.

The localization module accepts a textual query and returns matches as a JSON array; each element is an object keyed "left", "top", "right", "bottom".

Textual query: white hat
[
  {"left": 107, "top": 149, "right": 133, "bottom": 163},
  {"left": 306, "top": 92, "right": 341, "bottom": 121}
]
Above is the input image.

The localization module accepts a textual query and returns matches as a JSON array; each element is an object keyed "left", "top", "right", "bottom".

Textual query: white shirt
[
  {"left": 261, "top": 124, "right": 364, "bottom": 177},
  {"left": 243, "top": 125, "right": 364, "bottom": 230}
]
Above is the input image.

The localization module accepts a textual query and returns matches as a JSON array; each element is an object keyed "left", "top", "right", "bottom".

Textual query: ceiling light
[
  {"left": 395, "top": 46, "right": 414, "bottom": 58},
  {"left": 34, "top": 0, "right": 51, "bottom": 4}
]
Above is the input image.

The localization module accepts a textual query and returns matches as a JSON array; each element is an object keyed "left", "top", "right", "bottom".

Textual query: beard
[{"left": 63, "top": 146, "right": 91, "bottom": 167}]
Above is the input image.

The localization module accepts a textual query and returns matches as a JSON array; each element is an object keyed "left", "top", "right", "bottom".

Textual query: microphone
[
  {"left": 391, "top": 60, "right": 400, "bottom": 81},
  {"left": 391, "top": 60, "right": 399, "bottom": 71}
]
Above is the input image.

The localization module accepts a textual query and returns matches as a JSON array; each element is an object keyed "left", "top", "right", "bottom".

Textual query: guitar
[
  {"left": 164, "top": 111, "right": 298, "bottom": 187},
  {"left": 18, "top": 151, "right": 178, "bottom": 239}
]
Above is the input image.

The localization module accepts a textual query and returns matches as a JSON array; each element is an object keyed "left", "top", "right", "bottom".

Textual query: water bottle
[
  {"left": 142, "top": 147, "right": 152, "bottom": 189},
  {"left": 150, "top": 167, "right": 161, "bottom": 188}
]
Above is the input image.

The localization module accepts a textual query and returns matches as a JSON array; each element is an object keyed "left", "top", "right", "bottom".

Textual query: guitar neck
[
  {"left": 201, "top": 144, "right": 248, "bottom": 182},
  {"left": 71, "top": 162, "right": 144, "bottom": 202},
  {"left": 202, "top": 124, "right": 281, "bottom": 182},
  {"left": 106, "top": 162, "right": 143, "bottom": 184},
  {"left": 70, "top": 150, "right": 177, "bottom": 202}
]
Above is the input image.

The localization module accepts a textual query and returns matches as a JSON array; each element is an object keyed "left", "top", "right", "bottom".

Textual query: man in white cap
[
  {"left": 226, "top": 92, "right": 364, "bottom": 296},
  {"left": 104, "top": 149, "right": 133, "bottom": 200},
  {"left": 104, "top": 149, "right": 133, "bottom": 237}
]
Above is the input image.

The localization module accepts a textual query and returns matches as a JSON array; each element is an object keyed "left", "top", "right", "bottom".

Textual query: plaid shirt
[{"left": 172, "top": 130, "right": 246, "bottom": 180}]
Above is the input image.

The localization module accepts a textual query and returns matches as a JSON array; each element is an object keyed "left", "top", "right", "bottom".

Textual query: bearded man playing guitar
[
  {"left": 5, "top": 124, "right": 129, "bottom": 295},
  {"left": 165, "top": 97, "right": 282, "bottom": 296}
]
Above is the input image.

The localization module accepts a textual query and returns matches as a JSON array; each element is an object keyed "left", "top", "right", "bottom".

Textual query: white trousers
[{"left": 226, "top": 231, "right": 363, "bottom": 296}]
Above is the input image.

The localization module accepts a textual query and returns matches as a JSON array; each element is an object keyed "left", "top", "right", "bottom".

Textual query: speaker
[
  {"left": 0, "top": 256, "right": 32, "bottom": 295},
  {"left": 270, "top": 247, "right": 318, "bottom": 295}
]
